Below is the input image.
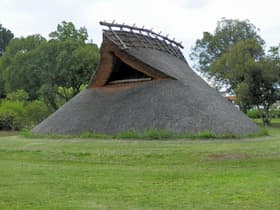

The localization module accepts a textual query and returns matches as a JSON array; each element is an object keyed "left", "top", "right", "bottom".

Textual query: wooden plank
[{"left": 108, "top": 78, "right": 152, "bottom": 84}]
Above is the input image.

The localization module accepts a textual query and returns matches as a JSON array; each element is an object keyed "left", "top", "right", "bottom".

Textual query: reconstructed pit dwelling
[{"left": 33, "top": 21, "right": 260, "bottom": 135}]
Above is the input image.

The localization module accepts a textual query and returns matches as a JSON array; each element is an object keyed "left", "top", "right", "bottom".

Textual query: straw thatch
[{"left": 32, "top": 22, "right": 260, "bottom": 135}]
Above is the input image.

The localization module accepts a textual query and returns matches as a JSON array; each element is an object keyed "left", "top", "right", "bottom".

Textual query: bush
[
  {"left": 0, "top": 94, "right": 51, "bottom": 130},
  {"left": 247, "top": 109, "right": 261, "bottom": 118},
  {"left": 25, "top": 100, "right": 50, "bottom": 125},
  {"left": 0, "top": 100, "right": 26, "bottom": 130},
  {"left": 6, "top": 89, "right": 29, "bottom": 101}
]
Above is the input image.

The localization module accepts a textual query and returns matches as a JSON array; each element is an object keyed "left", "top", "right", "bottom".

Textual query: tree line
[
  {"left": 0, "top": 21, "right": 99, "bottom": 111},
  {"left": 191, "top": 18, "right": 280, "bottom": 125},
  {"left": 0, "top": 21, "right": 99, "bottom": 129}
]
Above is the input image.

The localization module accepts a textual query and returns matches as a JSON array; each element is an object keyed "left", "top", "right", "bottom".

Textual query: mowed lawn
[{"left": 0, "top": 121, "right": 280, "bottom": 209}]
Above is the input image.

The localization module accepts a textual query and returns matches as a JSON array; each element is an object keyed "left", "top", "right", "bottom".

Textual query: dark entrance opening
[{"left": 106, "top": 56, "right": 152, "bottom": 85}]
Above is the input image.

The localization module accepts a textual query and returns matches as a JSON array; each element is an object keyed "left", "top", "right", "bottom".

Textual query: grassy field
[{"left": 0, "top": 120, "right": 280, "bottom": 209}]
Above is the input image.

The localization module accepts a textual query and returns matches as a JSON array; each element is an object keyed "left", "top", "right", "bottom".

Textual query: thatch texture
[{"left": 32, "top": 23, "right": 260, "bottom": 135}]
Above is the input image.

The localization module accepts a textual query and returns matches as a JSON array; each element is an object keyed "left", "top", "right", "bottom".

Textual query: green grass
[
  {"left": 0, "top": 120, "right": 279, "bottom": 209},
  {"left": 254, "top": 118, "right": 280, "bottom": 136},
  {"left": 21, "top": 127, "right": 268, "bottom": 140}
]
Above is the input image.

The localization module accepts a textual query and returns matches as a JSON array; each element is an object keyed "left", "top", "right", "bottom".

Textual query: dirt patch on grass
[
  {"left": 0, "top": 131, "right": 19, "bottom": 137},
  {"left": 208, "top": 153, "right": 252, "bottom": 161}
]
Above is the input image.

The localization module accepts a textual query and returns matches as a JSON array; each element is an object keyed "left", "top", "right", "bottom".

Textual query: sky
[{"left": 0, "top": 0, "right": 279, "bottom": 63}]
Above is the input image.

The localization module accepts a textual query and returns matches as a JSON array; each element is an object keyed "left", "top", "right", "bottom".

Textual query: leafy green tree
[
  {"left": 34, "top": 39, "right": 99, "bottom": 110},
  {"left": 0, "top": 58, "right": 6, "bottom": 98},
  {"left": 189, "top": 17, "right": 280, "bottom": 125},
  {"left": 0, "top": 24, "right": 14, "bottom": 54},
  {"left": 0, "top": 35, "right": 46, "bottom": 99},
  {"left": 209, "top": 39, "right": 263, "bottom": 93},
  {"left": 1, "top": 21, "right": 99, "bottom": 111},
  {"left": 190, "top": 18, "right": 264, "bottom": 86},
  {"left": 237, "top": 60, "right": 279, "bottom": 125},
  {"left": 38, "top": 21, "right": 99, "bottom": 109},
  {"left": 0, "top": 25, "right": 14, "bottom": 97},
  {"left": 211, "top": 40, "right": 279, "bottom": 124},
  {"left": 49, "top": 21, "right": 88, "bottom": 42}
]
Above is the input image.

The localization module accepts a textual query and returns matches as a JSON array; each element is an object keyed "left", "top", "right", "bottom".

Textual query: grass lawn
[{"left": 0, "top": 120, "right": 280, "bottom": 209}]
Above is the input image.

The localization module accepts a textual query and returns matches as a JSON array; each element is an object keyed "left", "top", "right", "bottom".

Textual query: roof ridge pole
[
  {"left": 120, "top": 22, "right": 125, "bottom": 30},
  {"left": 99, "top": 21, "right": 184, "bottom": 49}
]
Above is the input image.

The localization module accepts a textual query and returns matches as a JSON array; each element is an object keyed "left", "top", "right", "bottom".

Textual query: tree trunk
[{"left": 261, "top": 108, "right": 271, "bottom": 126}]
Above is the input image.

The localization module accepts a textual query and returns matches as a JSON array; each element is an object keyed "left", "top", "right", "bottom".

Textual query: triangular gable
[{"left": 89, "top": 37, "right": 172, "bottom": 88}]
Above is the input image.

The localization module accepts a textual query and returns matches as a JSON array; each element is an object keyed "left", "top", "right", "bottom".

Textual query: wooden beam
[
  {"left": 108, "top": 78, "right": 152, "bottom": 85},
  {"left": 100, "top": 21, "right": 184, "bottom": 49}
]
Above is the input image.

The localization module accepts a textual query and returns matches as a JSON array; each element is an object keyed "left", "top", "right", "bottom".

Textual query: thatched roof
[{"left": 32, "top": 21, "right": 259, "bottom": 135}]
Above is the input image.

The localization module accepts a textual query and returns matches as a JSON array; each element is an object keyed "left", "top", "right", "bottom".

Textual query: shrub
[
  {"left": 0, "top": 87, "right": 53, "bottom": 130},
  {"left": 0, "top": 100, "right": 26, "bottom": 130},
  {"left": 6, "top": 89, "right": 29, "bottom": 101},
  {"left": 25, "top": 100, "right": 50, "bottom": 125},
  {"left": 247, "top": 109, "right": 261, "bottom": 118}
]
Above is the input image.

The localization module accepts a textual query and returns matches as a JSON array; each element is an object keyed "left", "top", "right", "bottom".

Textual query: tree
[
  {"left": 0, "top": 35, "right": 46, "bottom": 99},
  {"left": 237, "top": 59, "right": 279, "bottom": 125},
  {"left": 49, "top": 21, "right": 88, "bottom": 43},
  {"left": 0, "top": 24, "right": 14, "bottom": 55},
  {"left": 211, "top": 39, "right": 279, "bottom": 125},
  {"left": 189, "top": 18, "right": 280, "bottom": 125},
  {"left": 35, "top": 39, "right": 99, "bottom": 110},
  {"left": 190, "top": 18, "right": 264, "bottom": 87},
  {"left": 38, "top": 21, "right": 99, "bottom": 110},
  {"left": 1, "top": 21, "right": 99, "bottom": 111},
  {"left": 209, "top": 39, "right": 263, "bottom": 111},
  {"left": 0, "top": 25, "right": 14, "bottom": 97}
]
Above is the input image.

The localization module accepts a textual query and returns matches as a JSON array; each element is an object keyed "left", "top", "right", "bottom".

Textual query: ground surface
[{"left": 0, "top": 120, "right": 279, "bottom": 209}]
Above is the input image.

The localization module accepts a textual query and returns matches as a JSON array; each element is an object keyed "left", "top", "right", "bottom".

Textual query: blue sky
[{"left": 0, "top": 0, "right": 279, "bottom": 61}]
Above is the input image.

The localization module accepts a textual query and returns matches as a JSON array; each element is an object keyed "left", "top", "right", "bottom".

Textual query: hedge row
[{"left": 247, "top": 109, "right": 280, "bottom": 119}]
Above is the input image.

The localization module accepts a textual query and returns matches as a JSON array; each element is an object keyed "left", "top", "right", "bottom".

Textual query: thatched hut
[{"left": 32, "top": 21, "right": 259, "bottom": 135}]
